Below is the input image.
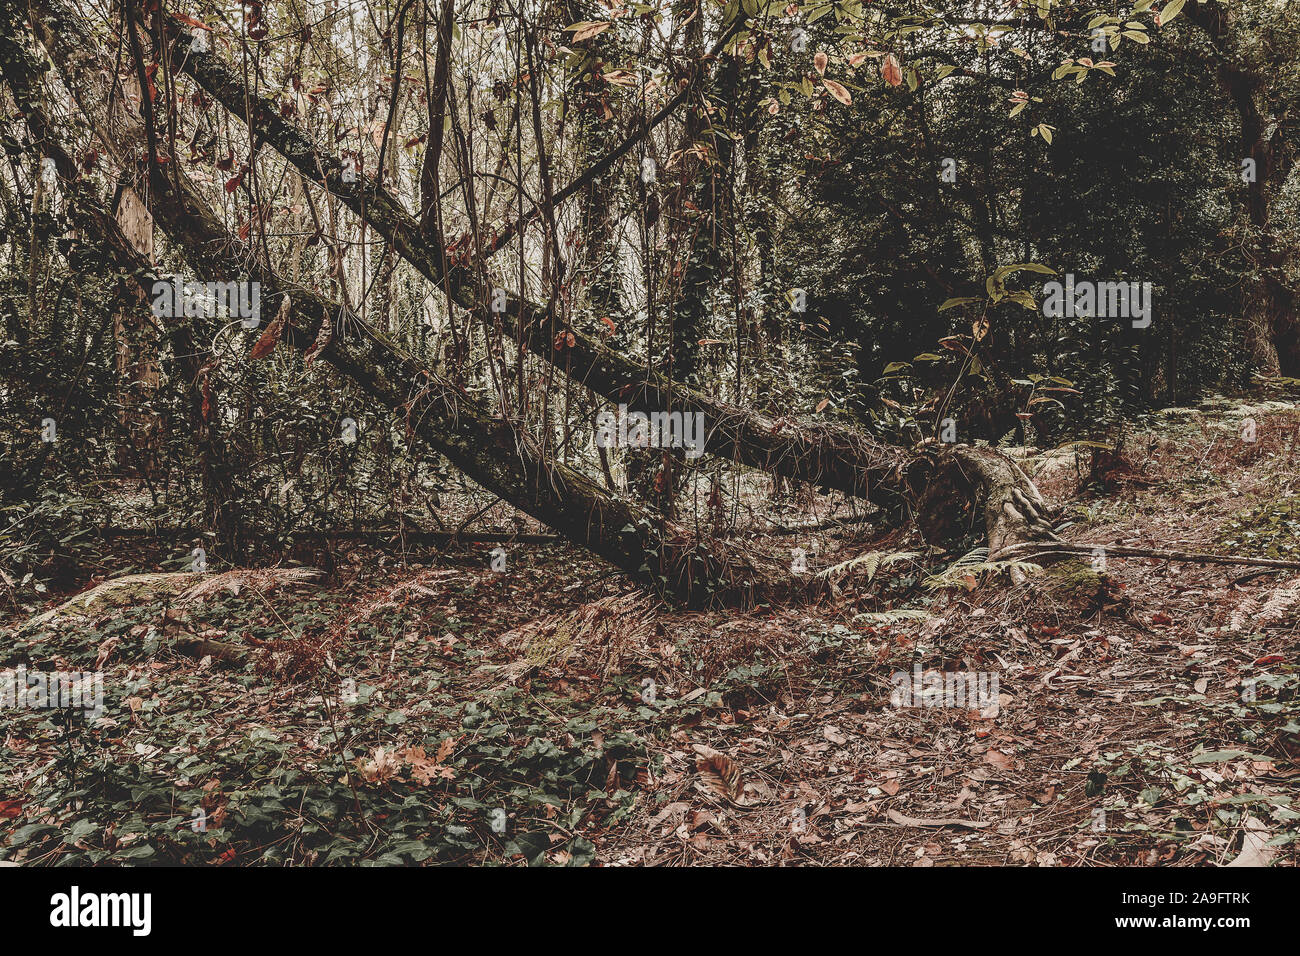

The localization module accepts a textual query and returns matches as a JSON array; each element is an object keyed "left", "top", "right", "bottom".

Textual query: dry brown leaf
[
  {"left": 569, "top": 21, "right": 611, "bottom": 43},
  {"left": 357, "top": 746, "right": 401, "bottom": 783},
  {"left": 434, "top": 735, "right": 458, "bottom": 763},
  {"left": 984, "top": 748, "right": 1015, "bottom": 771},
  {"left": 1225, "top": 815, "right": 1277, "bottom": 867},
  {"left": 94, "top": 636, "right": 120, "bottom": 670},
  {"left": 882, "top": 54, "right": 903, "bottom": 87},
  {"left": 250, "top": 295, "right": 290, "bottom": 360},
  {"left": 692, "top": 744, "right": 744, "bottom": 803}
]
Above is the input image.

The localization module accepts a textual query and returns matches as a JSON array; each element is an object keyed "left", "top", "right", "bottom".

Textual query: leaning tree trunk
[
  {"left": 1, "top": 3, "right": 794, "bottom": 606},
  {"left": 19, "top": 0, "right": 1059, "bottom": 572},
  {"left": 139, "top": 11, "right": 919, "bottom": 499},
  {"left": 137, "top": 8, "right": 1056, "bottom": 547}
]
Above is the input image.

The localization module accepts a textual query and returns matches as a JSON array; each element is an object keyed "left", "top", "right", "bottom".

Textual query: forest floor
[{"left": 2, "top": 392, "right": 1299, "bottom": 866}]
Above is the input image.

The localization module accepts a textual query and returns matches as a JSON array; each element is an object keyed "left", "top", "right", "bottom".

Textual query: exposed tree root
[{"left": 914, "top": 444, "right": 1059, "bottom": 555}]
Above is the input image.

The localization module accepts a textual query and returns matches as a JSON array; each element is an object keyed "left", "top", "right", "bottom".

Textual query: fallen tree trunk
[
  {"left": 97, "top": 528, "right": 562, "bottom": 546},
  {"left": 16, "top": 0, "right": 1058, "bottom": 595},
  {"left": 130, "top": 7, "right": 1058, "bottom": 556},
  {"left": 2, "top": 3, "right": 790, "bottom": 606},
  {"left": 127, "top": 14, "right": 901, "bottom": 497},
  {"left": 29, "top": 0, "right": 900, "bottom": 503}
]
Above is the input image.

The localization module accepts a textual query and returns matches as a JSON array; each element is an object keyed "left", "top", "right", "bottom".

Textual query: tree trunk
[
  {"left": 110, "top": 183, "right": 161, "bottom": 475},
  {"left": 14, "top": 0, "right": 1060, "bottom": 594},
  {"left": 149, "top": 1, "right": 1058, "bottom": 553},
  {"left": 1186, "top": 0, "right": 1298, "bottom": 376},
  {"left": 1270, "top": 281, "right": 1300, "bottom": 378},
  {"left": 2, "top": 4, "right": 788, "bottom": 605},
  {"left": 140, "top": 10, "right": 911, "bottom": 501}
]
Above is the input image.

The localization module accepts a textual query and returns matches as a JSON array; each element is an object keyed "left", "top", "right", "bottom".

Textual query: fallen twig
[{"left": 995, "top": 541, "right": 1300, "bottom": 571}]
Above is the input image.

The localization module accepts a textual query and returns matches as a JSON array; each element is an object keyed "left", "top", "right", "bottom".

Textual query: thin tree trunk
[
  {"left": 1186, "top": 0, "right": 1297, "bottom": 376},
  {"left": 110, "top": 182, "right": 161, "bottom": 475}
]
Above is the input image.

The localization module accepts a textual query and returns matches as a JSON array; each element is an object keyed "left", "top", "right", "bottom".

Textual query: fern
[
  {"left": 1229, "top": 575, "right": 1300, "bottom": 632},
  {"left": 818, "top": 550, "right": 921, "bottom": 581},
  {"left": 923, "top": 549, "right": 1042, "bottom": 589}
]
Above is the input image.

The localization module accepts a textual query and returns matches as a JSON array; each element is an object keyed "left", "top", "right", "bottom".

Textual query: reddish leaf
[
  {"left": 250, "top": 296, "right": 290, "bottom": 360},
  {"left": 984, "top": 749, "right": 1015, "bottom": 771},
  {"left": 822, "top": 78, "right": 852, "bottom": 105},
  {"left": 144, "top": 63, "right": 159, "bottom": 103},
  {"left": 882, "top": 54, "right": 903, "bottom": 87},
  {"left": 173, "top": 13, "right": 213, "bottom": 31}
]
